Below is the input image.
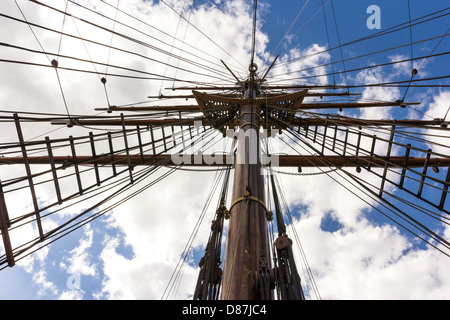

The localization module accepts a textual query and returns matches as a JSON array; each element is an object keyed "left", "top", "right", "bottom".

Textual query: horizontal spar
[
  {"left": 95, "top": 101, "right": 418, "bottom": 112},
  {"left": 51, "top": 118, "right": 207, "bottom": 126},
  {"left": 293, "top": 118, "right": 449, "bottom": 128},
  {"left": 295, "top": 101, "right": 420, "bottom": 110},
  {"left": 95, "top": 105, "right": 203, "bottom": 112},
  {"left": 51, "top": 118, "right": 448, "bottom": 128},
  {"left": 1, "top": 155, "right": 449, "bottom": 168},
  {"left": 147, "top": 92, "right": 359, "bottom": 99}
]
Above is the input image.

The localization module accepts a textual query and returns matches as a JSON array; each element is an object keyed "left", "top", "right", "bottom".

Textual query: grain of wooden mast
[{"left": 220, "top": 85, "right": 271, "bottom": 300}]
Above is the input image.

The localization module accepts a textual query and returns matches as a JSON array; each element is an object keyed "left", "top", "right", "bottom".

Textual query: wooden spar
[
  {"left": 292, "top": 118, "right": 448, "bottom": 127},
  {"left": 0, "top": 183, "right": 14, "bottom": 267},
  {"left": 2, "top": 155, "right": 449, "bottom": 168},
  {"left": 53, "top": 117, "right": 447, "bottom": 128},
  {"left": 221, "top": 59, "right": 243, "bottom": 85},
  {"left": 97, "top": 101, "right": 419, "bottom": 112},
  {"left": 146, "top": 91, "right": 359, "bottom": 99},
  {"left": 13, "top": 114, "right": 44, "bottom": 239},
  {"left": 95, "top": 105, "right": 203, "bottom": 112},
  {"left": 220, "top": 99, "right": 271, "bottom": 300}
]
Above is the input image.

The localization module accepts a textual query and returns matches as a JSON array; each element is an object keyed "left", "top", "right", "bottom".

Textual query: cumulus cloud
[
  {"left": 268, "top": 43, "right": 331, "bottom": 88},
  {"left": 355, "top": 66, "right": 401, "bottom": 119},
  {"left": 33, "top": 270, "right": 58, "bottom": 298},
  {"left": 271, "top": 49, "right": 450, "bottom": 299},
  {"left": 423, "top": 90, "right": 450, "bottom": 153},
  {"left": 60, "top": 225, "right": 97, "bottom": 277},
  {"left": 0, "top": 0, "right": 449, "bottom": 301}
]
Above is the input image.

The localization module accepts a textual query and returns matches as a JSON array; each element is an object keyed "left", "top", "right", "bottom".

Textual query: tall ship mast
[{"left": 0, "top": 0, "right": 449, "bottom": 300}]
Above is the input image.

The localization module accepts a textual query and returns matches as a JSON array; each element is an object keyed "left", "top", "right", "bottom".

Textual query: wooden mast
[{"left": 220, "top": 63, "right": 271, "bottom": 299}]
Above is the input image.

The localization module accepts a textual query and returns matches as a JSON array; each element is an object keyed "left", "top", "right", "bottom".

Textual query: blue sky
[
  {"left": 0, "top": 0, "right": 449, "bottom": 300},
  {"left": 0, "top": 214, "right": 133, "bottom": 299}
]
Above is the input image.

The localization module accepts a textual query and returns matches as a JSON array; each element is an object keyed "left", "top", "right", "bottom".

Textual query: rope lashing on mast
[{"left": 226, "top": 189, "right": 273, "bottom": 221}]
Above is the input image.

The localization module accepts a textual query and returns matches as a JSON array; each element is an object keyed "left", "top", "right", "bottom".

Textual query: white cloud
[
  {"left": 425, "top": 90, "right": 450, "bottom": 119},
  {"left": 58, "top": 288, "right": 84, "bottom": 300},
  {"left": 277, "top": 164, "right": 450, "bottom": 299},
  {"left": 95, "top": 169, "right": 217, "bottom": 299},
  {"left": 95, "top": 233, "right": 199, "bottom": 300},
  {"left": 269, "top": 43, "right": 331, "bottom": 88},
  {"left": 422, "top": 90, "right": 450, "bottom": 155},
  {"left": 355, "top": 67, "right": 401, "bottom": 119},
  {"left": 33, "top": 270, "right": 58, "bottom": 298},
  {"left": 0, "top": 0, "right": 449, "bottom": 301},
  {"left": 270, "top": 54, "right": 450, "bottom": 299},
  {"left": 60, "top": 225, "right": 97, "bottom": 277}
]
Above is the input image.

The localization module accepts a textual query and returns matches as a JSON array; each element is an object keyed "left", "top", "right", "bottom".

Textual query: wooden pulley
[
  {"left": 255, "top": 268, "right": 276, "bottom": 290},
  {"left": 275, "top": 235, "right": 291, "bottom": 250}
]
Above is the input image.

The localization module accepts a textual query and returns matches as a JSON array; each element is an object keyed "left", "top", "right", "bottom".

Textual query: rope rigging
[
  {"left": 271, "top": 118, "right": 450, "bottom": 254},
  {"left": 266, "top": 172, "right": 305, "bottom": 300},
  {"left": 0, "top": 0, "right": 449, "bottom": 301},
  {"left": 192, "top": 166, "right": 231, "bottom": 300}
]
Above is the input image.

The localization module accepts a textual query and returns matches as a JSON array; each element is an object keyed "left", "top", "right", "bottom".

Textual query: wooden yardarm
[{"left": 1, "top": 1, "right": 450, "bottom": 302}]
